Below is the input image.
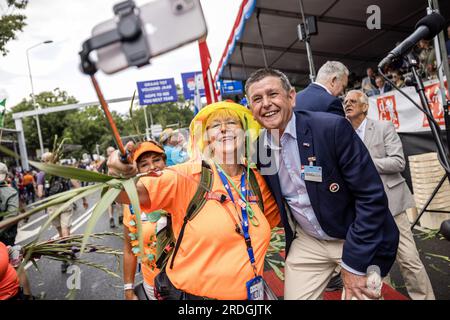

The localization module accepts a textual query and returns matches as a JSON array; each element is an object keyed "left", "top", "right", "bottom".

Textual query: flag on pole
[
  {"left": 0, "top": 98, "right": 6, "bottom": 128},
  {"left": 198, "top": 40, "right": 218, "bottom": 104},
  {"left": 193, "top": 74, "right": 202, "bottom": 115}
]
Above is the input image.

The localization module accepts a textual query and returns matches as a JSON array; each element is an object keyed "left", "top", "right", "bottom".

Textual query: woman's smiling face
[{"left": 205, "top": 111, "right": 245, "bottom": 164}]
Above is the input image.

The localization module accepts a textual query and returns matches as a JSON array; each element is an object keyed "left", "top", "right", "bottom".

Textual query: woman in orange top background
[
  {"left": 109, "top": 101, "right": 280, "bottom": 300},
  {"left": 122, "top": 141, "right": 167, "bottom": 300},
  {"left": 0, "top": 242, "right": 20, "bottom": 300}
]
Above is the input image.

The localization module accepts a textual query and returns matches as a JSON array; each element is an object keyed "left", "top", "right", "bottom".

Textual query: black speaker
[{"left": 439, "top": 219, "right": 450, "bottom": 241}]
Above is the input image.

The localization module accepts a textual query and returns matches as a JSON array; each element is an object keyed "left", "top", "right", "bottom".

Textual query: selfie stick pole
[
  {"left": 90, "top": 74, "right": 131, "bottom": 163},
  {"left": 79, "top": 0, "right": 150, "bottom": 164}
]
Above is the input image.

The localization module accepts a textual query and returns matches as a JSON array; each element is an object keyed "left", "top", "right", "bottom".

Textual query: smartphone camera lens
[{"left": 171, "top": 0, "right": 194, "bottom": 14}]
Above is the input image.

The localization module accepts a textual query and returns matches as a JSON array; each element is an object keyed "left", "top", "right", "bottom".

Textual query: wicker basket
[{"left": 408, "top": 152, "right": 450, "bottom": 229}]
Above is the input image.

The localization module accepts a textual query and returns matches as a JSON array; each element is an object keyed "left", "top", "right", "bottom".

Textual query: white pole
[{"left": 26, "top": 41, "right": 53, "bottom": 156}]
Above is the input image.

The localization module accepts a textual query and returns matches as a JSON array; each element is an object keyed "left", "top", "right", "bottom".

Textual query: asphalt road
[
  {"left": 16, "top": 191, "right": 133, "bottom": 300},
  {"left": 14, "top": 190, "right": 449, "bottom": 300}
]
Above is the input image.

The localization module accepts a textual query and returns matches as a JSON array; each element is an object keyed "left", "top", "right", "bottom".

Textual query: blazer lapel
[
  {"left": 363, "top": 118, "right": 375, "bottom": 148},
  {"left": 295, "top": 114, "right": 319, "bottom": 207}
]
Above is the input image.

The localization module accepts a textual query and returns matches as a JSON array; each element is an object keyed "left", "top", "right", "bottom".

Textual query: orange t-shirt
[
  {"left": 22, "top": 174, "right": 34, "bottom": 186},
  {"left": 0, "top": 242, "right": 20, "bottom": 300},
  {"left": 138, "top": 161, "right": 280, "bottom": 300},
  {"left": 122, "top": 205, "right": 160, "bottom": 286}
]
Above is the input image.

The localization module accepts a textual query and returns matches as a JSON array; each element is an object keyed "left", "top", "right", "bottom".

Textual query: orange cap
[{"left": 132, "top": 141, "right": 165, "bottom": 162}]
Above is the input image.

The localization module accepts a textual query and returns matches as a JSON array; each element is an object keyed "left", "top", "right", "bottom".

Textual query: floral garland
[{"left": 127, "top": 206, "right": 165, "bottom": 271}]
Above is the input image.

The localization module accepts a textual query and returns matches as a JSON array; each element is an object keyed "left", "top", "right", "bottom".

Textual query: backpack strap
[
  {"left": 248, "top": 168, "right": 264, "bottom": 213},
  {"left": 169, "top": 160, "right": 213, "bottom": 270}
]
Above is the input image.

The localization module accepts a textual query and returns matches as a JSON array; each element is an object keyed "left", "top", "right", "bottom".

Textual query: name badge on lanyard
[
  {"left": 246, "top": 276, "right": 264, "bottom": 300},
  {"left": 216, "top": 164, "right": 265, "bottom": 300}
]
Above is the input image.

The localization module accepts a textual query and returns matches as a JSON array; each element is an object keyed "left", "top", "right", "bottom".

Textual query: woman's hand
[
  {"left": 124, "top": 289, "right": 139, "bottom": 300},
  {"left": 107, "top": 141, "right": 138, "bottom": 178}
]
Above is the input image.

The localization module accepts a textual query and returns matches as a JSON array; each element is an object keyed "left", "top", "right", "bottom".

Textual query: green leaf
[
  {"left": 121, "top": 179, "right": 144, "bottom": 260},
  {"left": 29, "top": 160, "right": 114, "bottom": 183},
  {"left": 146, "top": 211, "right": 162, "bottom": 223},
  {"left": 425, "top": 253, "right": 450, "bottom": 263},
  {"left": 80, "top": 187, "right": 122, "bottom": 254},
  {"left": 0, "top": 183, "right": 103, "bottom": 230},
  {"left": 35, "top": 184, "right": 103, "bottom": 242},
  {"left": 267, "top": 260, "right": 285, "bottom": 281},
  {"left": 0, "top": 144, "right": 19, "bottom": 159},
  {"left": 31, "top": 183, "right": 101, "bottom": 208}
]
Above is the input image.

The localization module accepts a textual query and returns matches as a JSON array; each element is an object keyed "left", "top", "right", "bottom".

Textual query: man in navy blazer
[
  {"left": 294, "top": 61, "right": 348, "bottom": 117},
  {"left": 246, "top": 68, "right": 399, "bottom": 300}
]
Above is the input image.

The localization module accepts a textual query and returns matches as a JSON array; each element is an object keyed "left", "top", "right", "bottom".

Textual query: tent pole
[
  {"left": 240, "top": 43, "right": 248, "bottom": 78},
  {"left": 256, "top": 9, "right": 269, "bottom": 68},
  {"left": 298, "top": 0, "right": 316, "bottom": 83},
  {"left": 429, "top": 1, "right": 450, "bottom": 154}
]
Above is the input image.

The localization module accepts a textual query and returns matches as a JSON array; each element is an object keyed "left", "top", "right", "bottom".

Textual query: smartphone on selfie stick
[{"left": 79, "top": 0, "right": 207, "bottom": 163}]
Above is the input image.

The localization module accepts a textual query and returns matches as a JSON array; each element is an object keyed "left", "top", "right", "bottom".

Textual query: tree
[
  {"left": 63, "top": 106, "right": 127, "bottom": 156},
  {"left": 4, "top": 87, "right": 195, "bottom": 160},
  {"left": 0, "top": 0, "right": 28, "bottom": 56},
  {"left": 4, "top": 88, "right": 78, "bottom": 157},
  {"left": 124, "top": 88, "right": 194, "bottom": 139}
]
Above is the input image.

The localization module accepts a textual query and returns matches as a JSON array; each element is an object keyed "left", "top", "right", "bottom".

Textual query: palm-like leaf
[
  {"left": 29, "top": 160, "right": 113, "bottom": 183},
  {"left": 1, "top": 145, "right": 148, "bottom": 268},
  {"left": 80, "top": 187, "right": 122, "bottom": 254}
]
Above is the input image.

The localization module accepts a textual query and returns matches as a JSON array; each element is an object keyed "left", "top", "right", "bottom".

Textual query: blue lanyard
[{"left": 216, "top": 168, "right": 257, "bottom": 272}]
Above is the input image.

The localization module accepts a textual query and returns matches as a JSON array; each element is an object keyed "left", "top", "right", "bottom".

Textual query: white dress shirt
[
  {"left": 264, "top": 113, "right": 365, "bottom": 275},
  {"left": 355, "top": 117, "right": 368, "bottom": 141}
]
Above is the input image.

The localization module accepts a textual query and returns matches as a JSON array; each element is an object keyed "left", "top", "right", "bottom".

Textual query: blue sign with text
[
  {"left": 136, "top": 78, "right": 178, "bottom": 105},
  {"left": 220, "top": 80, "right": 243, "bottom": 96},
  {"left": 181, "top": 72, "right": 205, "bottom": 100}
]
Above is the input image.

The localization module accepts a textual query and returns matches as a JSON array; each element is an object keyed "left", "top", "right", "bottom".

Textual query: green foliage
[
  {"left": 0, "top": 0, "right": 28, "bottom": 56},
  {"left": 63, "top": 106, "right": 127, "bottom": 156},
  {"left": 4, "top": 87, "right": 194, "bottom": 159},
  {"left": 4, "top": 89, "right": 78, "bottom": 157}
]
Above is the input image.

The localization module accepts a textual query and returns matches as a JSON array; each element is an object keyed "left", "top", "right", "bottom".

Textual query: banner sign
[
  {"left": 368, "top": 79, "right": 448, "bottom": 132},
  {"left": 136, "top": 78, "right": 178, "bottom": 105},
  {"left": 181, "top": 72, "right": 205, "bottom": 100},
  {"left": 220, "top": 80, "right": 243, "bottom": 96}
]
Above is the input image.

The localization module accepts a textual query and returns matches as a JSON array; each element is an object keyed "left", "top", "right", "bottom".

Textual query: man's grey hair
[
  {"left": 316, "top": 61, "right": 349, "bottom": 83},
  {"left": 347, "top": 89, "right": 369, "bottom": 115},
  {"left": 347, "top": 89, "right": 368, "bottom": 105},
  {"left": 245, "top": 68, "right": 293, "bottom": 95}
]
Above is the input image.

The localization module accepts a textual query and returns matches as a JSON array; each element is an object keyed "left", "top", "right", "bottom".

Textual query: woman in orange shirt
[
  {"left": 109, "top": 101, "right": 280, "bottom": 300},
  {"left": 0, "top": 242, "right": 20, "bottom": 300},
  {"left": 122, "top": 141, "right": 167, "bottom": 300}
]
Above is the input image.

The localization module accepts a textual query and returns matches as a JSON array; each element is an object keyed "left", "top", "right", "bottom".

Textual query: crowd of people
[
  {"left": 1, "top": 54, "right": 443, "bottom": 300},
  {"left": 350, "top": 37, "right": 444, "bottom": 97}
]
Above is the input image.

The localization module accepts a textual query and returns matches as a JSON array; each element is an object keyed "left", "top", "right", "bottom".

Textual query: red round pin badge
[{"left": 329, "top": 183, "right": 340, "bottom": 193}]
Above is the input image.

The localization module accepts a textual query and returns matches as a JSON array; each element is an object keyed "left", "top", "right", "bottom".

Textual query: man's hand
[
  {"left": 107, "top": 141, "right": 138, "bottom": 178},
  {"left": 341, "top": 268, "right": 380, "bottom": 300},
  {"left": 82, "top": 199, "right": 89, "bottom": 210},
  {"left": 124, "top": 289, "right": 139, "bottom": 300}
]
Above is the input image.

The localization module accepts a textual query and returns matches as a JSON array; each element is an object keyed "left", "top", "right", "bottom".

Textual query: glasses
[{"left": 344, "top": 98, "right": 359, "bottom": 106}]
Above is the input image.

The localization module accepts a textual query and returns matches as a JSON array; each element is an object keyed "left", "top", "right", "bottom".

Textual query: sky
[{"left": 0, "top": 0, "right": 242, "bottom": 113}]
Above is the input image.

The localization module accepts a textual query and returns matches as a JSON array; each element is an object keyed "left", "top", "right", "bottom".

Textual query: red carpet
[{"left": 263, "top": 268, "right": 409, "bottom": 300}]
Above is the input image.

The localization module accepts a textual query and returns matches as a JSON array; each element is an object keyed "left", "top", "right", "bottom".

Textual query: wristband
[{"left": 123, "top": 283, "right": 134, "bottom": 291}]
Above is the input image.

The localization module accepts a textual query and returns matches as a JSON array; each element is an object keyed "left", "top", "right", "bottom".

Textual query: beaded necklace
[{"left": 128, "top": 206, "right": 166, "bottom": 270}]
